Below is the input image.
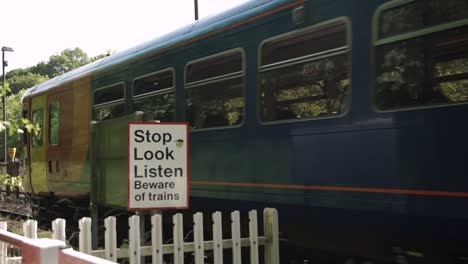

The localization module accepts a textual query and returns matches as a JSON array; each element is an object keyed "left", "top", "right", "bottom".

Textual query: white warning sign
[{"left": 128, "top": 122, "right": 189, "bottom": 210}]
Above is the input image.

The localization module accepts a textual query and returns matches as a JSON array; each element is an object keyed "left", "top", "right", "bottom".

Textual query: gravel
[{"left": 0, "top": 192, "right": 33, "bottom": 216}]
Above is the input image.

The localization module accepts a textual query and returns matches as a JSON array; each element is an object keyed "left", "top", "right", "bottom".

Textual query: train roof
[{"left": 24, "top": 0, "right": 292, "bottom": 99}]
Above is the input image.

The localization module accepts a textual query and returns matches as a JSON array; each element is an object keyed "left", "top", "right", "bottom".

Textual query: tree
[
  {"left": 29, "top": 61, "right": 50, "bottom": 77},
  {"left": 91, "top": 49, "right": 116, "bottom": 62},
  {"left": 47, "top": 48, "right": 91, "bottom": 78},
  {"left": 0, "top": 47, "right": 112, "bottom": 160},
  {"left": 2, "top": 89, "right": 26, "bottom": 160},
  {"left": 7, "top": 72, "right": 48, "bottom": 94}
]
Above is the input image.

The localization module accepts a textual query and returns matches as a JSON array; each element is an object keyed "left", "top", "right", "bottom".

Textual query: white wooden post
[
  {"left": 248, "top": 210, "right": 259, "bottom": 264},
  {"left": 231, "top": 211, "right": 241, "bottom": 264},
  {"left": 151, "top": 213, "right": 163, "bottom": 264},
  {"left": 79, "top": 217, "right": 92, "bottom": 254},
  {"left": 0, "top": 222, "right": 7, "bottom": 264},
  {"left": 263, "top": 208, "right": 279, "bottom": 264},
  {"left": 193, "top": 212, "right": 204, "bottom": 264},
  {"left": 212, "top": 212, "right": 223, "bottom": 264},
  {"left": 52, "top": 218, "right": 66, "bottom": 242},
  {"left": 173, "top": 213, "right": 184, "bottom": 264},
  {"left": 104, "top": 216, "right": 117, "bottom": 262},
  {"left": 129, "top": 215, "right": 141, "bottom": 264},
  {"left": 23, "top": 220, "right": 37, "bottom": 239}
]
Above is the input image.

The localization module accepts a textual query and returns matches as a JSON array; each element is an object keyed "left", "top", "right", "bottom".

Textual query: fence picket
[
  {"left": 0, "top": 208, "right": 279, "bottom": 264},
  {"left": 79, "top": 217, "right": 92, "bottom": 254},
  {"left": 22, "top": 220, "right": 37, "bottom": 239},
  {"left": 263, "top": 208, "right": 279, "bottom": 264},
  {"left": 212, "top": 212, "right": 223, "bottom": 264},
  {"left": 231, "top": 211, "right": 241, "bottom": 264},
  {"left": 193, "top": 212, "right": 204, "bottom": 264},
  {"left": 151, "top": 213, "right": 163, "bottom": 264},
  {"left": 249, "top": 210, "right": 259, "bottom": 264},
  {"left": 104, "top": 216, "right": 117, "bottom": 262},
  {"left": 52, "top": 218, "right": 66, "bottom": 242},
  {"left": 0, "top": 222, "right": 6, "bottom": 264},
  {"left": 173, "top": 213, "right": 184, "bottom": 264},
  {"left": 129, "top": 215, "right": 141, "bottom": 264}
]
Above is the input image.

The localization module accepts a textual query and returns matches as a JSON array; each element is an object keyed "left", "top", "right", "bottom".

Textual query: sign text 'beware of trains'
[{"left": 128, "top": 122, "right": 189, "bottom": 210}]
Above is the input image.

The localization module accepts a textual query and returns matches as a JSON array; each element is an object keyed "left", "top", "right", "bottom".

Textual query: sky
[{"left": 1, "top": 0, "right": 250, "bottom": 72}]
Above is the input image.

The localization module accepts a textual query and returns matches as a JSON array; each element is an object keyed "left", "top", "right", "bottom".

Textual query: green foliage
[
  {"left": 0, "top": 47, "right": 111, "bottom": 160},
  {"left": 47, "top": 48, "right": 91, "bottom": 78},
  {"left": 0, "top": 89, "right": 37, "bottom": 160},
  {"left": 29, "top": 61, "right": 50, "bottom": 77},
  {"left": 4, "top": 90, "right": 27, "bottom": 159},
  {"left": 8, "top": 72, "right": 48, "bottom": 94},
  {"left": 0, "top": 174, "right": 23, "bottom": 189},
  {"left": 91, "top": 49, "right": 116, "bottom": 62},
  {"left": 0, "top": 81, "right": 11, "bottom": 97}
]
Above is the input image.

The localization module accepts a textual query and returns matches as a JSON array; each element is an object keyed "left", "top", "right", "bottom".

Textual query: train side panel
[
  {"left": 47, "top": 77, "right": 92, "bottom": 197},
  {"left": 26, "top": 77, "right": 92, "bottom": 197}
]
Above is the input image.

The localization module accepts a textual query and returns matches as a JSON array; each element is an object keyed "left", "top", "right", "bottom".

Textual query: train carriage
[{"left": 22, "top": 0, "right": 468, "bottom": 262}]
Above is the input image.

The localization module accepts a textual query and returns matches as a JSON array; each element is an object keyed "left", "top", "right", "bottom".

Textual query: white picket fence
[
  {"left": 0, "top": 221, "right": 115, "bottom": 264},
  {"left": 0, "top": 208, "right": 279, "bottom": 264}
]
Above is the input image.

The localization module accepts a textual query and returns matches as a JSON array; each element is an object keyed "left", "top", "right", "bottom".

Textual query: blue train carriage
[{"left": 22, "top": 0, "right": 468, "bottom": 261}]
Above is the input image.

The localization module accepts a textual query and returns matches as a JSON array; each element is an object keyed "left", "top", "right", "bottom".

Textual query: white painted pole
[
  {"left": 151, "top": 213, "right": 163, "bottom": 264},
  {"left": 193, "top": 212, "right": 204, "bottom": 264},
  {"left": 231, "top": 211, "right": 241, "bottom": 264},
  {"left": 263, "top": 208, "right": 279, "bottom": 264},
  {"left": 23, "top": 220, "right": 37, "bottom": 239},
  {"left": 129, "top": 215, "right": 141, "bottom": 264},
  {"left": 248, "top": 210, "right": 259, "bottom": 264},
  {"left": 173, "top": 213, "right": 184, "bottom": 264},
  {"left": 104, "top": 216, "right": 117, "bottom": 262},
  {"left": 52, "top": 218, "right": 66, "bottom": 242},
  {"left": 0, "top": 222, "right": 7, "bottom": 264},
  {"left": 212, "top": 212, "right": 223, "bottom": 264},
  {"left": 79, "top": 217, "right": 92, "bottom": 254}
]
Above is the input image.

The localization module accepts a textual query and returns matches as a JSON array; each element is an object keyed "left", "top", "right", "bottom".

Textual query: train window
[
  {"left": 133, "top": 69, "right": 175, "bottom": 122},
  {"left": 22, "top": 110, "right": 28, "bottom": 144},
  {"left": 93, "top": 83, "right": 125, "bottom": 121},
  {"left": 375, "top": 0, "right": 468, "bottom": 110},
  {"left": 49, "top": 102, "right": 59, "bottom": 146},
  {"left": 378, "top": 0, "right": 468, "bottom": 39},
  {"left": 187, "top": 52, "right": 243, "bottom": 83},
  {"left": 185, "top": 50, "right": 244, "bottom": 129},
  {"left": 259, "top": 20, "right": 350, "bottom": 122},
  {"left": 31, "top": 109, "right": 43, "bottom": 148}
]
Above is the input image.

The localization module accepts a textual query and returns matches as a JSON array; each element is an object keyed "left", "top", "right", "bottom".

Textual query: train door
[
  {"left": 46, "top": 90, "right": 73, "bottom": 182},
  {"left": 30, "top": 95, "right": 48, "bottom": 194},
  {"left": 47, "top": 94, "right": 62, "bottom": 182}
]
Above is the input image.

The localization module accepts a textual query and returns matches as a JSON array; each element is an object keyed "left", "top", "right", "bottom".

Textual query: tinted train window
[
  {"left": 31, "top": 109, "right": 43, "bottom": 148},
  {"left": 378, "top": 0, "right": 468, "bottom": 39},
  {"left": 185, "top": 50, "right": 244, "bottom": 129},
  {"left": 93, "top": 83, "right": 125, "bottom": 121},
  {"left": 133, "top": 69, "right": 175, "bottom": 122},
  {"left": 375, "top": 0, "right": 468, "bottom": 110},
  {"left": 49, "top": 102, "right": 59, "bottom": 146},
  {"left": 259, "top": 21, "right": 350, "bottom": 122}
]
